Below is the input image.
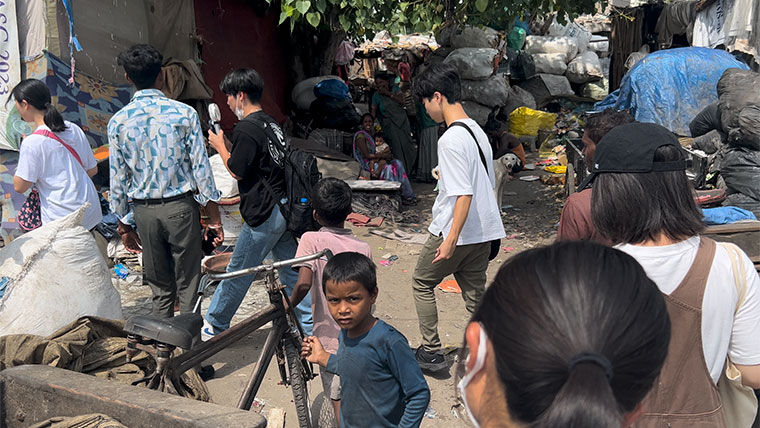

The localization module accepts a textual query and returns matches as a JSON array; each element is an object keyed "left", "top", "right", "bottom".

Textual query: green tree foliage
[{"left": 273, "top": 0, "right": 602, "bottom": 37}]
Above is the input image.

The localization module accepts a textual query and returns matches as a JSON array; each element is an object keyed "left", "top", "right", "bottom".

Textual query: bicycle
[{"left": 123, "top": 249, "right": 333, "bottom": 428}]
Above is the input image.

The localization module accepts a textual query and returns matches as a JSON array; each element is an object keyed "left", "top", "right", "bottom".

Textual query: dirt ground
[{"left": 191, "top": 153, "right": 563, "bottom": 427}]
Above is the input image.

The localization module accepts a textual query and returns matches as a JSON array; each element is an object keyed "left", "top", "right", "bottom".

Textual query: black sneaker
[{"left": 415, "top": 346, "right": 448, "bottom": 372}]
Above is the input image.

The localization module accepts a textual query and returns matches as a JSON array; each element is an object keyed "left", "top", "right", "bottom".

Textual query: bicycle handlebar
[{"left": 207, "top": 249, "right": 334, "bottom": 281}]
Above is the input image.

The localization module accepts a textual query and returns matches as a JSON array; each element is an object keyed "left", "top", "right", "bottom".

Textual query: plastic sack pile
[
  {"left": 595, "top": 47, "right": 749, "bottom": 136},
  {"left": 0, "top": 205, "right": 122, "bottom": 336}
]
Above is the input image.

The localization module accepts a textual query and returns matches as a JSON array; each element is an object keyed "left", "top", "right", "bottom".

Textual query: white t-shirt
[
  {"left": 617, "top": 236, "right": 760, "bottom": 384},
  {"left": 429, "top": 119, "right": 506, "bottom": 245},
  {"left": 15, "top": 122, "right": 102, "bottom": 230}
]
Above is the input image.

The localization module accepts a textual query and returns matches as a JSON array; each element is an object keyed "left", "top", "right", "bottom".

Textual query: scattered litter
[
  {"left": 379, "top": 259, "right": 393, "bottom": 267},
  {"left": 523, "top": 163, "right": 536, "bottom": 170},
  {"left": 114, "top": 263, "right": 129, "bottom": 280},
  {"left": 519, "top": 175, "right": 541, "bottom": 182},
  {"left": 387, "top": 255, "right": 398, "bottom": 262},
  {"left": 347, "top": 212, "right": 384, "bottom": 227},
  {"left": 251, "top": 397, "right": 267, "bottom": 413},
  {"left": 438, "top": 279, "right": 462, "bottom": 294},
  {"left": 424, "top": 407, "right": 437, "bottom": 419},
  {"left": 410, "top": 227, "right": 423, "bottom": 233},
  {"left": 544, "top": 165, "right": 567, "bottom": 174},
  {"left": 381, "top": 253, "right": 393, "bottom": 259},
  {"left": 501, "top": 204, "right": 514, "bottom": 210},
  {"left": 535, "top": 159, "right": 557, "bottom": 166},
  {"left": 507, "top": 233, "right": 524, "bottom": 239},
  {"left": 502, "top": 246, "right": 515, "bottom": 253},
  {"left": 504, "top": 191, "right": 518, "bottom": 196},
  {"left": 402, "top": 269, "right": 408, "bottom": 273}
]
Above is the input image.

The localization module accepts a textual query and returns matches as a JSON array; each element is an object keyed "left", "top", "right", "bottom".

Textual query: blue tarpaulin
[{"left": 595, "top": 47, "right": 749, "bottom": 136}]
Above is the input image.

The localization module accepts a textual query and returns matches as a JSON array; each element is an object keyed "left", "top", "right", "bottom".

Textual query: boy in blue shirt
[{"left": 302, "top": 252, "right": 430, "bottom": 428}]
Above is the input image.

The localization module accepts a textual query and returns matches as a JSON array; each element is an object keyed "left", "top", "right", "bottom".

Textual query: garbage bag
[
  {"left": 725, "top": 193, "right": 760, "bottom": 219},
  {"left": 532, "top": 53, "right": 568, "bottom": 75},
  {"left": 581, "top": 79, "right": 609, "bottom": 101},
  {"left": 292, "top": 75, "right": 343, "bottom": 111},
  {"left": 729, "top": 105, "right": 760, "bottom": 150},
  {"left": 509, "top": 107, "right": 557, "bottom": 136},
  {"left": 444, "top": 48, "right": 499, "bottom": 80},
  {"left": 0, "top": 206, "right": 122, "bottom": 336},
  {"left": 504, "top": 85, "right": 537, "bottom": 115},
  {"left": 451, "top": 26, "right": 499, "bottom": 49},
  {"left": 721, "top": 147, "right": 760, "bottom": 202},
  {"left": 594, "top": 47, "right": 749, "bottom": 136},
  {"left": 313, "top": 79, "right": 350, "bottom": 100},
  {"left": 461, "top": 75, "right": 509, "bottom": 108},
  {"left": 524, "top": 36, "right": 579, "bottom": 61},
  {"left": 462, "top": 101, "right": 493, "bottom": 126},
  {"left": 508, "top": 49, "right": 536, "bottom": 81},
  {"left": 565, "top": 51, "right": 604, "bottom": 84},
  {"left": 717, "top": 68, "right": 760, "bottom": 149}
]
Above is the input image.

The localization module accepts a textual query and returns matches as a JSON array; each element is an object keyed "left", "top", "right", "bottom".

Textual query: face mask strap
[{"left": 457, "top": 323, "right": 489, "bottom": 428}]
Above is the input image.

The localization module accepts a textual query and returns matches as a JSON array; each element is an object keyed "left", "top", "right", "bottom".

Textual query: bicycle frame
[{"left": 129, "top": 249, "right": 332, "bottom": 412}]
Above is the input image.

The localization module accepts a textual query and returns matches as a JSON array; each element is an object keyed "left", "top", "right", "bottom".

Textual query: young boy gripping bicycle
[
  {"left": 302, "top": 252, "right": 431, "bottom": 428},
  {"left": 288, "top": 178, "right": 372, "bottom": 422}
]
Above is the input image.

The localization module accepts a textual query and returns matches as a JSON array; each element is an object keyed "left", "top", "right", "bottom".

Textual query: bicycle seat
[{"left": 124, "top": 313, "right": 203, "bottom": 349}]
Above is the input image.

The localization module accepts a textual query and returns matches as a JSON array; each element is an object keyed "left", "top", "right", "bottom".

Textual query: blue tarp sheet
[{"left": 595, "top": 47, "right": 749, "bottom": 136}]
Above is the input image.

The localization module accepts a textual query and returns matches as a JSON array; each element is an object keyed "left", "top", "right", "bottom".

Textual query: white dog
[{"left": 493, "top": 153, "right": 520, "bottom": 212}]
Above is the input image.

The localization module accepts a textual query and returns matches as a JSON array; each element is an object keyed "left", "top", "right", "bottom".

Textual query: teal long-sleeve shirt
[{"left": 326, "top": 320, "right": 430, "bottom": 428}]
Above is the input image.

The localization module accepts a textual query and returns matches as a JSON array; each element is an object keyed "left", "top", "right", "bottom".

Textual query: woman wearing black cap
[
  {"left": 457, "top": 241, "right": 670, "bottom": 428},
  {"left": 588, "top": 122, "right": 760, "bottom": 427}
]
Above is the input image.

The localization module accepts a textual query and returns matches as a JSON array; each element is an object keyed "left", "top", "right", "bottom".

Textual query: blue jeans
[{"left": 205, "top": 204, "right": 312, "bottom": 335}]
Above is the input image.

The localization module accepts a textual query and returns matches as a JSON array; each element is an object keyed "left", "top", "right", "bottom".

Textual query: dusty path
[{"left": 115, "top": 153, "right": 562, "bottom": 427}]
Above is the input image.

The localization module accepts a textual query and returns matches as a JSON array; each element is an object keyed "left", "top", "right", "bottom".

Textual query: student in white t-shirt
[
  {"left": 409, "top": 63, "right": 506, "bottom": 372},
  {"left": 586, "top": 123, "right": 760, "bottom": 425},
  {"left": 12, "top": 79, "right": 102, "bottom": 232}
]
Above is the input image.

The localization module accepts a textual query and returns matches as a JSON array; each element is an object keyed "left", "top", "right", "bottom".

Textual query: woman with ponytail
[
  {"left": 11, "top": 79, "right": 103, "bottom": 233},
  {"left": 457, "top": 241, "right": 671, "bottom": 428}
]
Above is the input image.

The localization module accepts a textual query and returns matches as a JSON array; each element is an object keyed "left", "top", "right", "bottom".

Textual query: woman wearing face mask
[
  {"left": 11, "top": 79, "right": 103, "bottom": 237},
  {"left": 458, "top": 241, "right": 671, "bottom": 428}
]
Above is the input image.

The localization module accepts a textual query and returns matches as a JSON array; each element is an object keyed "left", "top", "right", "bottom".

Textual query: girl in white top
[
  {"left": 12, "top": 79, "right": 102, "bottom": 230},
  {"left": 589, "top": 123, "right": 760, "bottom": 390}
]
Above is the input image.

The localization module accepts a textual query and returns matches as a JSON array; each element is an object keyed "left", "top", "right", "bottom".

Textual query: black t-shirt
[
  {"left": 689, "top": 102, "right": 722, "bottom": 137},
  {"left": 228, "top": 111, "right": 287, "bottom": 227}
]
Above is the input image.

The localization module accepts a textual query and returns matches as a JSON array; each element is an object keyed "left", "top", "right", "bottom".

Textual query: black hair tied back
[{"left": 11, "top": 79, "right": 66, "bottom": 132}]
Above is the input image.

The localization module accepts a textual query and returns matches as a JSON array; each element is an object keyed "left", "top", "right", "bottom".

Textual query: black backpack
[{"left": 249, "top": 114, "right": 321, "bottom": 238}]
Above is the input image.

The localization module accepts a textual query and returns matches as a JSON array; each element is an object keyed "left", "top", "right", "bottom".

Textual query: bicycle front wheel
[{"left": 284, "top": 336, "right": 312, "bottom": 428}]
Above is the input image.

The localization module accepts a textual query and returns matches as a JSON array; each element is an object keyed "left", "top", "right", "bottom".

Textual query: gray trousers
[
  {"left": 412, "top": 234, "right": 490, "bottom": 352},
  {"left": 133, "top": 194, "right": 202, "bottom": 319}
]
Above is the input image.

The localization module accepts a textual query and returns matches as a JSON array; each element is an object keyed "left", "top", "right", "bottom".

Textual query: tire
[
  {"left": 284, "top": 337, "right": 312, "bottom": 428},
  {"left": 311, "top": 392, "right": 338, "bottom": 428}
]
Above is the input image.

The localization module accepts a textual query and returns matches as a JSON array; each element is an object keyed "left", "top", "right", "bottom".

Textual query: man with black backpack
[
  {"left": 204, "top": 68, "right": 313, "bottom": 339},
  {"left": 410, "top": 63, "right": 505, "bottom": 372}
]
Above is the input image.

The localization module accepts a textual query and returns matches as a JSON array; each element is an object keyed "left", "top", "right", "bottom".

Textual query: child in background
[
  {"left": 370, "top": 132, "right": 390, "bottom": 178},
  {"left": 288, "top": 178, "right": 371, "bottom": 422},
  {"left": 302, "top": 252, "right": 430, "bottom": 428}
]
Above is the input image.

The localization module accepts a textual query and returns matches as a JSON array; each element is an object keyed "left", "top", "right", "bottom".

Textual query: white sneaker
[{"left": 201, "top": 319, "right": 218, "bottom": 342}]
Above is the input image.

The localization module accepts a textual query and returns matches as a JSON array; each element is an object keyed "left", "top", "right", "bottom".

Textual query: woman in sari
[
  {"left": 354, "top": 113, "right": 416, "bottom": 203},
  {"left": 370, "top": 72, "right": 417, "bottom": 173}
]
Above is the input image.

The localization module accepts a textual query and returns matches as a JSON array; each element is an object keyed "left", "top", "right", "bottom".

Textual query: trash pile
[
  {"left": 713, "top": 68, "right": 760, "bottom": 217},
  {"left": 517, "top": 15, "right": 611, "bottom": 104}
]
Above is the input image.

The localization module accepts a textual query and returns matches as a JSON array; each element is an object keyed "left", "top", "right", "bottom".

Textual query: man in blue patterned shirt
[{"left": 108, "top": 44, "right": 223, "bottom": 319}]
